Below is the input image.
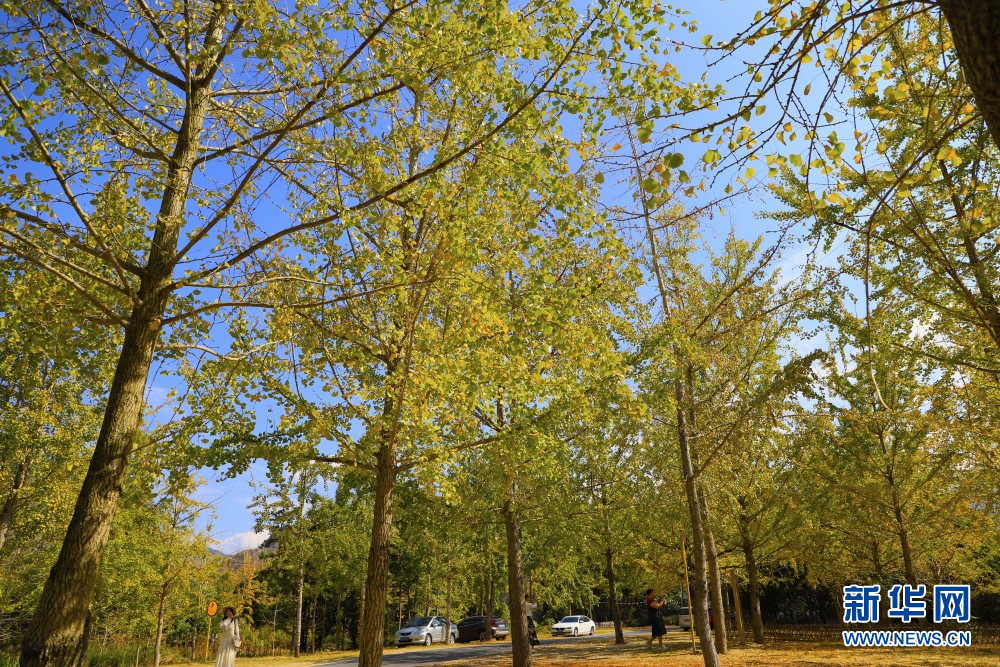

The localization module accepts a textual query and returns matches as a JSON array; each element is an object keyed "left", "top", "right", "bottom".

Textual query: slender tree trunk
[
  {"left": 698, "top": 488, "right": 727, "bottom": 654},
  {"left": 501, "top": 489, "right": 531, "bottom": 667},
  {"left": 605, "top": 549, "right": 624, "bottom": 645},
  {"left": 294, "top": 472, "right": 307, "bottom": 659},
  {"left": 311, "top": 596, "right": 317, "bottom": 653},
  {"left": 445, "top": 550, "right": 453, "bottom": 643},
  {"left": 889, "top": 483, "right": 917, "bottom": 587},
  {"left": 677, "top": 380, "right": 719, "bottom": 667},
  {"left": 482, "top": 578, "right": 495, "bottom": 643},
  {"left": 153, "top": 582, "right": 169, "bottom": 667},
  {"left": 294, "top": 566, "right": 305, "bottom": 657},
  {"left": 425, "top": 570, "right": 431, "bottom": 617},
  {"left": 0, "top": 454, "right": 30, "bottom": 551},
  {"left": 19, "top": 11, "right": 230, "bottom": 664},
  {"left": 334, "top": 595, "right": 344, "bottom": 651},
  {"left": 738, "top": 516, "right": 765, "bottom": 644},
  {"left": 940, "top": 0, "right": 1000, "bottom": 152},
  {"left": 357, "top": 443, "right": 397, "bottom": 667}
]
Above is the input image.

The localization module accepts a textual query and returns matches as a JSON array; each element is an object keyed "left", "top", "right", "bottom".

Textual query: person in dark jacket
[{"left": 645, "top": 588, "right": 666, "bottom": 648}]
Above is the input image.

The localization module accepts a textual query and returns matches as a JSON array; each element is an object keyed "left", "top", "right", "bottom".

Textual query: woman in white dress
[{"left": 215, "top": 607, "right": 241, "bottom": 667}]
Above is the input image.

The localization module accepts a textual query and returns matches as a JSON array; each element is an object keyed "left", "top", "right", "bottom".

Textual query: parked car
[
  {"left": 550, "top": 615, "right": 596, "bottom": 636},
  {"left": 678, "top": 607, "right": 713, "bottom": 630},
  {"left": 394, "top": 616, "right": 456, "bottom": 647},
  {"left": 454, "top": 615, "right": 509, "bottom": 642}
]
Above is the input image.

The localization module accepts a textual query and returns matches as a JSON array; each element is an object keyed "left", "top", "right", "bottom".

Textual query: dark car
[{"left": 454, "top": 615, "right": 509, "bottom": 642}]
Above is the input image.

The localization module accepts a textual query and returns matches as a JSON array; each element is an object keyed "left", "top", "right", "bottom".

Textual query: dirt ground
[{"left": 439, "top": 632, "right": 1000, "bottom": 667}]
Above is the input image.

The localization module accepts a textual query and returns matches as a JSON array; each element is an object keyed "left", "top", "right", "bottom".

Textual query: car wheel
[
  {"left": 448, "top": 633, "right": 455, "bottom": 644},
  {"left": 573, "top": 628, "right": 579, "bottom": 637},
  {"left": 424, "top": 634, "right": 432, "bottom": 646},
  {"left": 479, "top": 630, "right": 487, "bottom": 642},
  {"left": 589, "top": 625, "right": 595, "bottom": 635}
]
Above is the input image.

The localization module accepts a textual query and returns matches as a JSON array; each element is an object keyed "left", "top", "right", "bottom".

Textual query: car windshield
[
  {"left": 679, "top": 607, "right": 689, "bottom": 614},
  {"left": 403, "top": 617, "right": 431, "bottom": 628},
  {"left": 559, "top": 616, "right": 579, "bottom": 623}
]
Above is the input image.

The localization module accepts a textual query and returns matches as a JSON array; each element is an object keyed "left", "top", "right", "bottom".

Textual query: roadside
[
  {"left": 436, "top": 631, "right": 1000, "bottom": 667},
  {"left": 164, "top": 627, "right": 651, "bottom": 667}
]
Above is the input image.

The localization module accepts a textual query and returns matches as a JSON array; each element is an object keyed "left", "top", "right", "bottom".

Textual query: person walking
[
  {"left": 214, "top": 607, "right": 242, "bottom": 667},
  {"left": 645, "top": 588, "right": 666, "bottom": 648}
]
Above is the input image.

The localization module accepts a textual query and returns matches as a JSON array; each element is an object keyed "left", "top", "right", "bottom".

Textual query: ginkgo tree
[
  {"left": 230, "top": 137, "right": 643, "bottom": 667},
  {"left": 0, "top": 1, "right": 678, "bottom": 665}
]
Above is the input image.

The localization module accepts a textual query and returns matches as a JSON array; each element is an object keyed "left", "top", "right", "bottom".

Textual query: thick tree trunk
[
  {"left": 21, "top": 300, "right": 165, "bottom": 667},
  {"left": 0, "top": 454, "right": 30, "bottom": 551},
  {"left": 699, "top": 489, "right": 727, "bottom": 654},
  {"left": 940, "top": 0, "right": 1000, "bottom": 152},
  {"left": 19, "top": 10, "right": 229, "bottom": 663},
  {"left": 152, "top": 583, "right": 168, "bottom": 667},
  {"left": 738, "top": 516, "right": 765, "bottom": 644},
  {"left": 357, "top": 446, "right": 397, "bottom": 667},
  {"left": 501, "top": 491, "right": 531, "bottom": 667},
  {"left": 605, "top": 548, "right": 624, "bottom": 645},
  {"left": 677, "top": 381, "right": 719, "bottom": 667}
]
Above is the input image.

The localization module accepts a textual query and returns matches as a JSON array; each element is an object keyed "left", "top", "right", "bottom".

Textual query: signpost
[{"left": 206, "top": 600, "right": 218, "bottom": 659}]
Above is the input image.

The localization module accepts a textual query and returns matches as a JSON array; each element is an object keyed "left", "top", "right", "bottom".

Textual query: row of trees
[{"left": 3, "top": 3, "right": 1000, "bottom": 667}]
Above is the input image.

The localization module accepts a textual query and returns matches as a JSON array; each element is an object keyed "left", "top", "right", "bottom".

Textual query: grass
[{"left": 438, "top": 631, "right": 999, "bottom": 667}]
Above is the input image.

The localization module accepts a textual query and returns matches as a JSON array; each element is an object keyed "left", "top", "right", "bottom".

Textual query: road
[{"left": 313, "top": 629, "right": 653, "bottom": 667}]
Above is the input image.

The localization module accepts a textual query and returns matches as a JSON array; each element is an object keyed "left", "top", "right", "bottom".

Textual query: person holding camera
[{"left": 645, "top": 588, "right": 666, "bottom": 648}]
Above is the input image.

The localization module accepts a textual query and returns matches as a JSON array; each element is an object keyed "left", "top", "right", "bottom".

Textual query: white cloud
[{"left": 217, "top": 530, "right": 270, "bottom": 554}]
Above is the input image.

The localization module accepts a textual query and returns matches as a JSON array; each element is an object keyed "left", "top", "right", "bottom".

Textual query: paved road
[{"left": 313, "top": 629, "right": 652, "bottom": 667}]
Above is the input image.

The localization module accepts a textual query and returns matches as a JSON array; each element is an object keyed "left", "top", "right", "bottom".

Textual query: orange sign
[{"left": 207, "top": 600, "right": 219, "bottom": 617}]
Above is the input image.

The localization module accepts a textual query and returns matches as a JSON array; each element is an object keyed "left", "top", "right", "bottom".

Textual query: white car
[{"left": 550, "top": 615, "right": 596, "bottom": 636}]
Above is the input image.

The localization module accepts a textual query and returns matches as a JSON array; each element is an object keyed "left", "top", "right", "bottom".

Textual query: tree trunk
[
  {"left": 310, "top": 595, "right": 317, "bottom": 653},
  {"left": 294, "top": 565, "right": 305, "bottom": 657},
  {"left": 699, "top": 491, "right": 727, "bottom": 654},
  {"left": 357, "top": 445, "right": 397, "bottom": 667},
  {"left": 334, "top": 594, "right": 344, "bottom": 651},
  {"left": 605, "top": 548, "right": 624, "bottom": 645},
  {"left": 20, "top": 299, "right": 166, "bottom": 667},
  {"left": 425, "top": 570, "right": 431, "bottom": 617},
  {"left": 738, "top": 516, "right": 765, "bottom": 644},
  {"left": 0, "top": 454, "right": 30, "bottom": 551},
  {"left": 889, "top": 483, "right": 917, "bottom": 587},
  {"left": 677, "top": 380, "right": 719, "bottom": 667},
  {"left": 19, "top": 10, "right": 229, "bottom": 663},
  {"left": 153, "top": 582, "right": 168, "bottom": 667},
  {"left": 445, "top": 550, "right": 453, "bottom": 643},
  {"left": 482, "top": 578, "right": 495, "bottom": 644},
  {"left": 940, "top": 0, "right": 1000, "bottom": 152},
  {"left": 501, "top": 490, "right": 531, "bottom": 667}
]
